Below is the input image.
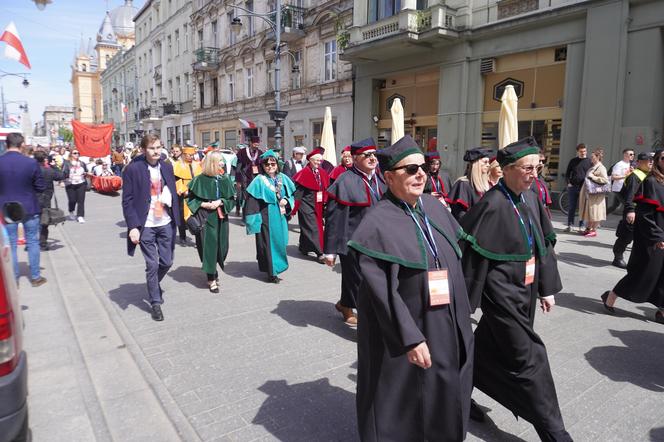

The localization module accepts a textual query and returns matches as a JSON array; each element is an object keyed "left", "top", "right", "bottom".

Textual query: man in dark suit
[
  {"left": 122, "top": 134, "right": 181, "bottom": 321},
  {"left": 234, "top": 137, "right": 264, "bottom": 216},
  {"left": 0, "top": 133, "right": 46, "bottom": 286}
]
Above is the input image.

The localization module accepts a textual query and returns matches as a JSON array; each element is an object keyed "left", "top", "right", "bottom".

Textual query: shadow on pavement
[
  {"left": 169, "top": 265, "right": 209, "bottom": 289},
  {"left": 108, "top": 283, "right": 152, "bottom": 313},
  {"left": 584, "top": 329, "right": 664, "bottom": 392},
  {"left": 285, "top": 245, "right": 326, "bottom": 265},
  {"left": 556, "top": 252, "right": 610, "bottom": 268},
  {"left": 223, "top": 260, "right": 269, "bottom": 282},
  {"left": 650, "top": 427, "right": 664, "bottom": 441},
  {"left": 116, "top": 220, "right": 126, "bottom": 228},
  {"left": 253, "top": 378, "right": 357, "bottom": 441},
  {"left": 556, "top": 292, "right": 650, "bottom": 323},
  {"left": 271, "top": 300, "right": 357, "bottom": 343},
  {"left": 467, "top": 407, "right": 528, "bottom": 442},
  {"left": 563, "top": 239, "right": 615, "bottom": 250}
]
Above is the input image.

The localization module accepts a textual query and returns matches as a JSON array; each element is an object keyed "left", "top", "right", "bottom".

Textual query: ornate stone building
[
  {"left": 190, "top": 0, "right": 354, "bottom": 158},
  {"left": 343, "top": 0, "right": 664, "bottom": 189},
  {"left": 70, "top": 0, "right": 138, "bottom": 124},
  {"left": 134, "top": 0, "right": 195, "bottom": 149}
]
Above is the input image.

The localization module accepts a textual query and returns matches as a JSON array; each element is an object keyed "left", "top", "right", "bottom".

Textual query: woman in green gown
[
  {"left": 244, "top": 150, "right": 296, "bottom": 283},
  {"left": 187, "top": 151, "right": 236, "bottom": 293}
]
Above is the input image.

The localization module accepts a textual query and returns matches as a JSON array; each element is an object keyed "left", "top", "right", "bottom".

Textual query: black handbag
[
  {"left": 186, "top": 207, "right": 210, "bottom": 235},
  {"left": 41, "top": 194, "right": 67, "bottom": 226}
]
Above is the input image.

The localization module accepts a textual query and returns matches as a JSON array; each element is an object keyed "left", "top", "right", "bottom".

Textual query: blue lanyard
[
  {"left": 497, "top": 180, "right": 533, "bottom": 249},
  {"left": 354, "top": 167, "right": 381, "bottom": 200},
  {"left": 403, "top": 198, "right": 441, "bottom": 269}
]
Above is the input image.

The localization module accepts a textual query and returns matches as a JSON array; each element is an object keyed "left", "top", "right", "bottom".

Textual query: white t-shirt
[
  {"left": 610, "top": 160, "right": 631, "bottom": 192},
  {"left": 145, "top": 164, "right": 173, "bottom": 228}
]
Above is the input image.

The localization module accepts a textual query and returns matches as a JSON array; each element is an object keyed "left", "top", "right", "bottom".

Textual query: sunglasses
[
  {"left": 360, "top": 152, "right": 376, "bottom": 159},
  {"left": 391, "top": 163, "right": 428, "bottom": 175},
  {"left": 264, "top": 162, "right": 278, "bottom": 166},
  {"left": 72, "top": 152, "right": 80, "bottom": 155}
]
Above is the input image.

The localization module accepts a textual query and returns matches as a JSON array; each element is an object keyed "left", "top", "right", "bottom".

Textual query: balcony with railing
[
  {"left": 342, "top": 4, "right": 458, "bottom": 61},
  {"left": 162, "top": 102, "right": 181, "bottom": 116},
  {"left": 267, "top": 5, "right": 306, "bottom": 42},
  {"left": 192, "top": 47, "right": 220, "bottom": 71},
  {"left": 139, "top": 106, "right": 163, "bottom": 120}
]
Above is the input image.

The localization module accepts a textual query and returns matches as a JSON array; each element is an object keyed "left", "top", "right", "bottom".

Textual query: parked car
[{"left": 0, "top": 202, "right": 29, "bottom": 442}]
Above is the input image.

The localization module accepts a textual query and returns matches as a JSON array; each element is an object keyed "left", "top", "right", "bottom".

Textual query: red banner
[{"left": 72, "top": 120, "right": 114, "bottom": 157}]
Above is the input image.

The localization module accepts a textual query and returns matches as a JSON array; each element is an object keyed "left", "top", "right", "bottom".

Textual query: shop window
[
  {"left": 224, "top": 130, "right": 237, "bottom": 149},
  {"left": 214, "top": 130, "right": 220, "bottom": 142},
  {"left": 312, "top": 120, "right": 337, "bottom": 147},
  {"left": 202, "top": 131, "right": 211, "bottom": 146},
  {"left": 183, "top": 124, "right": 192, "bottom": 143}
]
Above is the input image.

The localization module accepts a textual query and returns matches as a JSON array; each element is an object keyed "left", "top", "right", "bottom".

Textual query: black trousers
[
  {"left": 176, "top": 194, "right": 187, "bottom": 241},
  {"left": 613, "top": 217, "right": 634, "bottom": 257},
  {"left": 40, "top": 224, "right": 49, "bottom": 246},
  {"left": 65, "top": 183, "right": 86, "bottom": 217},
  {"left": 339, "top": 250, "right": 361, "bottom": 309}
]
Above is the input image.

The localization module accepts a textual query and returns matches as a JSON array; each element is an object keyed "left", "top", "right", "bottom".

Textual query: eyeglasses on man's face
[{"left": 360, "top": 152, "right": 376, "bottom": 159}]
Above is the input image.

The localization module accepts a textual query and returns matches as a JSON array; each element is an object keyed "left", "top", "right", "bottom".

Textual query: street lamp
[
  {"left": 32, "top": 0, "right": 53, "bottom": 11},
  {"left": 229, "top": 0, "right": 300, "bottom": 154},
  {"left": 0, "top": 70, "right": 30, "bottom": 127}
]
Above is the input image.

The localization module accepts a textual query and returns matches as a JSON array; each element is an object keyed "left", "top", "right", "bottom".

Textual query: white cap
[{"left": 293, "top": 146, "right": 306, "bottom": 154}]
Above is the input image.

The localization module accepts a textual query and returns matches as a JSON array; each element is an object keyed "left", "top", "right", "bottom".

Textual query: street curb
[{"left": 54, "top": 223, "right": 202, "bottom": 442}]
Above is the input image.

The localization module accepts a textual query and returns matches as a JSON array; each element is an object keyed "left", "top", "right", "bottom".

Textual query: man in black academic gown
[
  {"left": 349, "top": 135, "right": 474, "bottom": 442},
  {"left": 235, "top": 136, "right": 264, "bottom": 216},
  {"left": 423, "top": 151, "right": 452, "bottom": 206},
  {"left": 460, "top": 137, "right": 572, "bottom": 442},
  {"left": 323, "top": 138, "right": 386, "bottom": 326}
]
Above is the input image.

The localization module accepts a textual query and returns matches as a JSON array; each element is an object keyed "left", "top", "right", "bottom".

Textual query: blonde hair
[
  {"left": 469, "top": 159, "right": 490, "bottom": 193},
  {"left": 201, "top": 151, "right": 224, "bottom": 176}
]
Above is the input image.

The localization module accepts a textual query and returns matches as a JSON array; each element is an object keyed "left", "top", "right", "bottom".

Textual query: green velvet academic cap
[
  {"left": 376, "top": 135, "right": 423, "bottom": 171},
  {"left": 497, "top": 137, "right": 540, "bottom": 167}
]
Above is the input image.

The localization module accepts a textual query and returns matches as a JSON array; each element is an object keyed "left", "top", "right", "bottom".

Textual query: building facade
[
  {"left": 42, "top": 106, "right": 74, "bottom": 145},
  {"left": 134, "top": 0, "right": 195, "bottom": 149},
  {"left": 101, "top": 47, "right": 138, "bottom": 145},
  {"left": 190, "top": 0, "right": 354, "bottom": 158},
  {"left": 71, "top": 0, "right": 138, "bottom": 124},
  {"left": 343, "top": 0, "right": 664, "bottom": 190}
]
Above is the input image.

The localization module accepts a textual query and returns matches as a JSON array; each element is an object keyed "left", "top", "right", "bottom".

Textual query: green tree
[{"left": 59, "top": 127, "right": 73, "bottom": 142}]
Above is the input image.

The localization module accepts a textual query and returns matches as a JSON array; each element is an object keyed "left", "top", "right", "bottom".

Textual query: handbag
[
  {"left": 41, "top": 194, "right": 67, "bottom": 226},
  {"left": 584, "top": 176, "right": 610, "bottom": 195},
  {"left": 186, "top": 207, "right": 210, "bottom": 235}
]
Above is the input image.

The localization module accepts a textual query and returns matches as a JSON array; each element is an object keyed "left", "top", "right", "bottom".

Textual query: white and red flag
[
  {"left": 0, "top": 22, "right": 31, "bottom": 69},
  {"left": 120, "top": 102, "right": 127, "bottom": 122}
]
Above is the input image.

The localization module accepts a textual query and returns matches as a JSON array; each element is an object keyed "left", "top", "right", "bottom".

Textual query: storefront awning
[{"left": 238, "top": 118, "right": 257, "bottom": 129}]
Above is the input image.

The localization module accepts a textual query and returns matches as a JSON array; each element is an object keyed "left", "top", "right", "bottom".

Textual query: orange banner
[{"left": 72, "top": 120, "right": 114, "bottom": 158}]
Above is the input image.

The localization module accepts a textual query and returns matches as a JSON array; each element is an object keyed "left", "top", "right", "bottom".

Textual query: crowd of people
[{"left": 2, "top": 129, "right": 663, "bottom": 442}]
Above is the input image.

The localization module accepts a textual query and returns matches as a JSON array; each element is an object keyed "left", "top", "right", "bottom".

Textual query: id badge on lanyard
[
  {"left": 316, "top": 191, "right": 323, "bottom": 203},
  {"left": 428, "top": 270, "right": 450, "bottom": 306},
  {"left": 525, "top": 257, "right": 535, "bottom": 285},
  {"left": 251, "top": 165, "right": 259, "bottom": 175}
]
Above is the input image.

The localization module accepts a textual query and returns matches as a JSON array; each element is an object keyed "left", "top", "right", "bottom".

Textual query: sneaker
[
  {"left": 30, "top": 276, "right": 47, "bottom": 287},
  {"left": 77, "top": 217, "right": 85, "bottom": 223},
  {"left": 69, "top": 212, "right": 76, "bottom": 221},
  {"left": 584, "top": 231, "right": 597, "bottom": 238},
  {"left": 150, "top": 304, "right": 164, "bottom": 321},
  {"left": 564, "top": 226, "right": 573, "bottom": 233}
]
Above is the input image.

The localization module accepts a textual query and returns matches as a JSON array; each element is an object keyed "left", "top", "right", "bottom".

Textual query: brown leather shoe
[{"left": 335, "top": 302, "right": 357, "bottom": 326}]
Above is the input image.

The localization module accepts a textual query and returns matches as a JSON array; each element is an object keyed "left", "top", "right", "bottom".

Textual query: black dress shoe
[
  {"left": 600, "top": 291, "right": 615, "bottom": 314},
  {"left": 612, "top": 257, "right": 627, "bottom": 269},
  {"left": 151, "top": 304, "right": 164, "bottom": 321},
  {"left": 268, "top": 275, "right": 280, "bottom": 284},
  {"left": 469, "top": 399, "right": 486, "bottom": 422}
]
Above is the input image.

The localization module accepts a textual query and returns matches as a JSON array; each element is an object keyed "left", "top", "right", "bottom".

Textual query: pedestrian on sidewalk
[
  {"left": 0, "top": 133, "right": 47, "bottom": 286},
  {"left": 460, "top": 137, "right": 572, "bottom": 441},
  {"left": 244, "top": 150, "right": 295, "bottom": 284},
  {"left": 187, "top": 151, "right": 235, "bottom": 293},
  {"left": 611, "top": 152, "right": 652, "bottom": 268},
  {"left": 578, "top": 148, "right": 609, "bottom": 237},
  {"left": 564, "top": 143, "right": 592, "bottom": 232},
  {"left": 323, "top": 137, "right": 386, "bottom": 326},
  {"left": 63, "top": 149, "right": 89, "bottom": 223},
  {"left": 34, "top": 150, "right": 65, "bottom": 250},
  {"left": 349, "top": 135, "right": 474, "bottom": 441},
  {"left": 121, "top": 134, "right": 180, "bottom": 322},
  {"left": 601, "top": 149, "right": 664, "bottom": 324}
]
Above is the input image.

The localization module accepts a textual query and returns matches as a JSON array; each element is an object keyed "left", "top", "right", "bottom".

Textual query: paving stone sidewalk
[{"left": 22, "top": 188, "right": 664, "bottom": 441}]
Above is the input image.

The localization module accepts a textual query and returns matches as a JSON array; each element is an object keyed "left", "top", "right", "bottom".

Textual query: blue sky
[{"left": 0, "top": 0, "right": 145, "bottom": 128}]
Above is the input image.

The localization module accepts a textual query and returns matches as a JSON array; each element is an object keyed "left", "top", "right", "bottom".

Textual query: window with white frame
[
  {"left": 184, "top": 73, "right": 190, "bottom": 100},
  {"left": 266, "top": 60, "right": 274, "bottom": 92},
  {"left": 168, "top": 79, "right": 173, "bottom": 101},
  {"left": 176, "top": 76, "right": 181, "bottom": 102},
  {"left": 228, "top": 73, "right": 235, "bottom": 101},
  {"left": 211, "top": 21, "right": 218, "bottom": 47},
  {"left": 228, "top": 12, "right": 236, "bottom": 45},
  {"left": 175, "top": 30, "right": 180, "bottom": 56},
  {"left": 167, "top": 35, "right": 172, "bottom": 60},
  {"left": 183, "top": 24, "right": 189, "bottom": 51},
  {"left": 324, "top": 40, "right": 337, "bottom": 81},
  {"left": 292, "top": 50, "right": 302, "bottom": 89},
  {"left": 246, "top": 0, "right": 254, "bottom": 36},
  {"left": 246, "top": 67, "right": 253, "bottom": 98},
  {"left": 197, "top": 28, "right": 204, "bottom": 48}
]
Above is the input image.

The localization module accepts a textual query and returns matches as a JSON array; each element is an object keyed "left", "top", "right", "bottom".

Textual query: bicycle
[{"left": 557, "top": 187, "right": 620, "bottom": 216}]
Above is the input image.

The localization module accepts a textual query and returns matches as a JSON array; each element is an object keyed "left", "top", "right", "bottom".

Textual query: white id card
[
  {"left": 525, "top": 257, "right": 535, "bottom": 285},
  {"left": 428, "top": 270, "right": 450, "bottom": 306}
]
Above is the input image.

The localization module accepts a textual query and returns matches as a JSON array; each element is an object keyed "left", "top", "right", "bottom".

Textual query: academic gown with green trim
[
  {"left": 348, "top": 192, "right": 474, "bottom": 442},
  {"left": 459, "top": 181, "right": 569, "bottom": 438},
  {"left": 187, "top": 174, "right": 236, "bottom": 275},
  {"left": 244, "top": 173, "right": 296, "bottom": 277}
]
